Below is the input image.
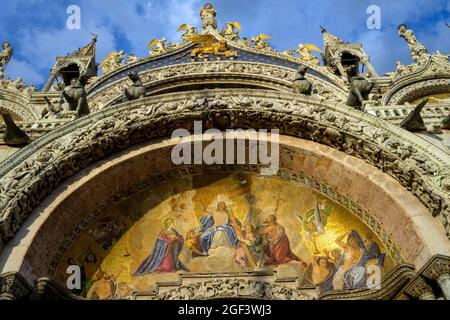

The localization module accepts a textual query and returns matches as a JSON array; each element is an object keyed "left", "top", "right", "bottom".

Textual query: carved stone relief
[{"left": 0, "top": 89, "right": 449, "bottom": 247}]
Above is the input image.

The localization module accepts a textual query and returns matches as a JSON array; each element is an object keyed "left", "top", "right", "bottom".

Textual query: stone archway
[
  {"left": 0, "top": 89, "right": 450, "bottom": 300},
  {"left": 0, "top": 134, "right": 448, "bottom": 291},
  {"left": 1, "top": 89, "right": 449, "bottom": 247}
]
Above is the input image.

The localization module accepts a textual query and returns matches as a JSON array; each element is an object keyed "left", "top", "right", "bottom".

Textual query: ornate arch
[
  {"left": 0, "top": 89, "right": 449, "bottom": 247},
  {"left": 1, "top": 133, "right": 446, "bottom": 299},
  {"left": 382, "top": 56, "right": 450, "bottom": 106},
  {"left": 0, "top": 89, "right": 40, "bottom": 121},
  {"left": 86, "top": 61, "right": 347, "bottom": 111}
]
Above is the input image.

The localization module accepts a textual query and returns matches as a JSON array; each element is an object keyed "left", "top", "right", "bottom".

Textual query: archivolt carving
[
  {"left": 0, "top": 88, "right": 39, "bottom": 121},
  {"left": 87, "top": 61, "right": 347, "bottom": 111},
  {"left": 386, "top": 78, "right": 450, "bottom": 105},
  {"left": 382, "top": 56, "right": 450, "bottom": 106},
  {"left": 0, "top": 89, "right": 449, "bottom": 243}
]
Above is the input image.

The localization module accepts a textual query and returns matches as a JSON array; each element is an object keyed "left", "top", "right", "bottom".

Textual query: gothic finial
[{"left": 321, "top": 28, "right": 346, "bottom": 47}]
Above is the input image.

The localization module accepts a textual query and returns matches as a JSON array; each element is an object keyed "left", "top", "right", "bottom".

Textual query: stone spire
[
  {"left": 320, "top": 26, "right": 346, "bottom": 48},
  {"left": 79, "top": 33, "right": 97, "bottom": 57},
  {"left": 320, "top": 26, "right": 378, "bottom": 78},
  {"left": 42, "top": 34, "right": 98, "bottom": 92}
]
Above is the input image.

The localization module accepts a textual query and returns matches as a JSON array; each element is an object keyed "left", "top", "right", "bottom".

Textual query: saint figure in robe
[
  {"left": 199, "top": 201, "right": 239, "bottom": 254},
  {"left": 134, "top": 218, "right": 189, "bottom": 276},
  {"left": 260, "top": 214, "right": 306, "bottom": 267}
]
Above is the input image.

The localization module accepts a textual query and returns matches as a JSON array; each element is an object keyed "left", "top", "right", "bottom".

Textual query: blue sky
[{"left": 0, "top": 0, "right": 449, "bottom": 89}]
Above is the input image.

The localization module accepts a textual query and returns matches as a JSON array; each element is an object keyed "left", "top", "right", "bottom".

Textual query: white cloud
[
  {"left": 0, "top": 0, "right": 448, "bottom": 86},
  {"left": 5, "top": 58, "right": 46, "bottom": 85}
]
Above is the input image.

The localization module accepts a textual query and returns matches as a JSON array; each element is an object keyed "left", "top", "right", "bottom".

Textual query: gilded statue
[
  {"left": 100, "top": 50, "right": 125, "bottom": 74},
  {"left": 178, "top": 24, "right": 198, "bottom": 42},
  {"left": 147, "top": 38, "right": 171, "bottom": 56},
  {"left": 125, "top": 53, "right": 140, "bottom": 64},
  {"left": 398, "top": 24, "right": 429, "bottom": 63},
  {"left": 0, "top": 42, "right": 13, "bottom": 78},
  {"left": 221, "top": 22, "right": 241, "bottom": 41},
  {"left": 251, "top": 34, "right": 272, "bottom": 50},
  {"left": 176, "top": 34, "right": 237, "bottom": 61},
  {"left": 297, "top": 43, "right": 322, "bottom": 65}
]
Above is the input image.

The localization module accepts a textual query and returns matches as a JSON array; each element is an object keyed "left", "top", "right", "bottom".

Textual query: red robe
[
  {"left": 264, "top": 225, "right": 300, "bottom": 266},
  {"left": 156, "top": 231, "right": 184, "bottom": 272}
]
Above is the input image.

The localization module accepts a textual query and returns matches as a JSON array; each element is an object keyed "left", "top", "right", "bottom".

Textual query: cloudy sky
[{"left": 0, "top": 0, "right": 449, "bottom": 88}]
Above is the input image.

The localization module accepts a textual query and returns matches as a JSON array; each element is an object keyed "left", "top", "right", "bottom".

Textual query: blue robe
[
  {"left": 199, "top": 214, "right": 239, "bottom": 253},
  {"left": 133, "top": 231, "right": 188, "bottom": 276},
  {"left": 335, "top": 230, "right": 372, "bottom": 290}
]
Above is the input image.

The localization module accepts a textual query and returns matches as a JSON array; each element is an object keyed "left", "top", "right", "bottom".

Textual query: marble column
[{"left": 42, "top": 70, "right": 58, "bottom": 92}]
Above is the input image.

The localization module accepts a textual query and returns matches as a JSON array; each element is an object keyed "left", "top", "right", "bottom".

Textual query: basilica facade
[{"left": 0, "top": 4, "right": 449, "bottom": 300}]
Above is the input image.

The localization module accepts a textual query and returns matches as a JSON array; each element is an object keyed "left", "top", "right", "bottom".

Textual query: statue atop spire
[
  {"left": 200, "top": 3, "right": 218, "bottom": 32},
  {"left": 320, "top": 26, "right": 347, "bottom": 48},
  {"left": 397, "top": 24, "right": 429, "bottom": 64},
  {"left": 0, "top": 41, "right": 13, "bottom": 79}
]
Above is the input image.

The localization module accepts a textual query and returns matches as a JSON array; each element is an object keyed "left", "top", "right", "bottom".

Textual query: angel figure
[
  {"left": 251, "top": 34, "right": 272, "bottom": 50},
  {"left": 221, "top": 22, "right": 241, "bottom": 41},
  {"left": 125, "top": 53, "right": 140, "bottom": 64},
  {"left": 296, "top": 202, "right": 333, "bottom": 254},
  {"left": 178, "top": 24, "right": 198, "bottom": 42},
  {"left": 100, "top": 50, "right": 125, "bottom": 75},
  {"left": 147, "top": 38, "right": 170, "bottom": 56},
  {"left": 297, "top": 43, "right": 323, "bottom": 65}
]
